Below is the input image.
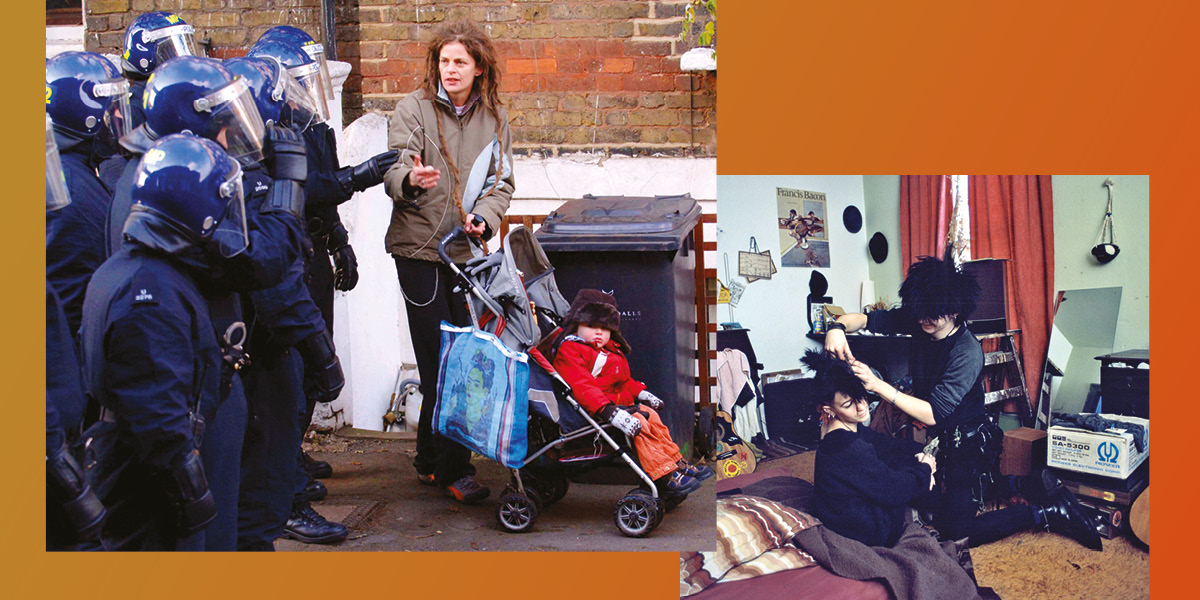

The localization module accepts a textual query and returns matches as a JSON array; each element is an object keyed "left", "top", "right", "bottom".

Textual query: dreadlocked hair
[
  {"left": 800, "top": 350, "right": 872, "bottom": 414},
  {"left": 422, "top": 19, "right": 508, "bottom": 239},
  {"left": 898, "top": 248, "right": 980, "bottom": 324}
]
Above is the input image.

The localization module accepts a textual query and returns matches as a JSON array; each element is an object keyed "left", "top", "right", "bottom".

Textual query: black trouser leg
[{"left": 394, "top": 256, "right": 474, "bottom": 486}]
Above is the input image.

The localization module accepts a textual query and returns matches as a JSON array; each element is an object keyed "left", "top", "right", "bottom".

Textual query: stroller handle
[{"left": 437, "top": 225, "right": 486, "bottom": 266}]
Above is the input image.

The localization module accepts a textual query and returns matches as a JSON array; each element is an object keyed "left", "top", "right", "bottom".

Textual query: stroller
[{"left": 435, "top": 225, "right": 679, "bottom": 537}]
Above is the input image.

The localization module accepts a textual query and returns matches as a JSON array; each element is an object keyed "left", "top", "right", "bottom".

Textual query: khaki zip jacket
[{"left": 383, "top": 87, "right": 514, "bottom": 264}]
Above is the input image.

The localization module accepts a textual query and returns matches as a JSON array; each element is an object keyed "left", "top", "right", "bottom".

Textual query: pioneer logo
[{"left": 1097, "top": 441, "right": 1120, "bottom": 464}]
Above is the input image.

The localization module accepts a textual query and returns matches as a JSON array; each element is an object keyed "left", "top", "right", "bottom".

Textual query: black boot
[
  {"left": 283, "top": 501, "right": 348, "bottom": 544},
  {"left": 303, "top": 452, "right": 333, "bottom": 479},
  {"left": 296, "top": 477, "right": 328, "bottom": 503},
  {"left": 1015, "top": 468, "right": 1063, "bottom": 504},
  {"left": 1035, "top": 486, "right": 1103, "bottom": 551}
]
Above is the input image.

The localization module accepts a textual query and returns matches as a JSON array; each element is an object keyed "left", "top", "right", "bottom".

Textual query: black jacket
[{"left": 813, "top": 426, "right": 931, "bottom": 547}]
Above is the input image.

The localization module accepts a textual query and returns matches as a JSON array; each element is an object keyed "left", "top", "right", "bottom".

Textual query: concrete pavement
[{"left": 278, "top": 430, "right": 716, "bottom": 552}]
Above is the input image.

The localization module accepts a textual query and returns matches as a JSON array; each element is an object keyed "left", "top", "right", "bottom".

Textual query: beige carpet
[{"left": 753, "top": 451, "right": 1149, "bottom": 599}]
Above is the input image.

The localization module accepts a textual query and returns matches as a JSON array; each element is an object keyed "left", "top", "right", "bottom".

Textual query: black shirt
[{"left": 813, "top": 426, "right": 930, "bottom": 547}]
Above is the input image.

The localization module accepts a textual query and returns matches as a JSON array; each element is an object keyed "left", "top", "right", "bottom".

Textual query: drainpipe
[{"left": 321, "top": 0, "right": 337, "bottom": 60}]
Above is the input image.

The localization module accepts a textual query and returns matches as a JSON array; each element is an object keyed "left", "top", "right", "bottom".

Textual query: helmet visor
[
  {"left": 94, "top": 78, "right": 133, "bottom": 140},
  {"left": 287, "top": 62, "right": 330, "bottom": 124},
  {"left": 46, "top": 116, "right": 70, "bottom": 212},
  {"left": 301, "top": 42, "right": 336, "bottom": 101},
  {"left": 210, "top": 165, "right": 249, "bottom": 258},
  {"left": 150, "top": 25, "right": 201, "bottom": 63},
  {"left": 195, "top": 78, "right": 267, "bottom": 165},
  {"left": 276, "top": 68, "right": 322, "bottom": 131}
]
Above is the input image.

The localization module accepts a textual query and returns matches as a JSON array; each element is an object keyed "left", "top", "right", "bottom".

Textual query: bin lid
[{"left": 536, "top": 194, "right": 702, "bottom": 251}]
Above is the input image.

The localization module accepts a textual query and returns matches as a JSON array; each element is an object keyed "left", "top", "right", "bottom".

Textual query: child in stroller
[{"left": 541, "top": 290, "right": 714, "bottom": 496}]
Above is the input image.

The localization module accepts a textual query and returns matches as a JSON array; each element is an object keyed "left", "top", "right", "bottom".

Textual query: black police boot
[
  {"left": 283, "top": 501, "right": 348, "bottom": 545},
  {"left": 297, "top": 477, "right": 328, "bottom": 503},
  {"left": 303, "top": 452, "right": 333, "bottom": 479},
  {"left": 1034, "top": 486, "right": 1104, "bottom": 551}
]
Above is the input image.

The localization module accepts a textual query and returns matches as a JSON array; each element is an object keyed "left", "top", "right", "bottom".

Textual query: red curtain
[
  {"left": 968, "top": 175, "right": 1055, "bottom": 422},
  {"left": 899, "top": 175, "right": 953, "bottom": 270}
]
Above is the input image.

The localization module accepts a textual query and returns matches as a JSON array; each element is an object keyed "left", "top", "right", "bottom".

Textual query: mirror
[{"left": 1034, "top": 287, "right": 1122, "bottom": 428}]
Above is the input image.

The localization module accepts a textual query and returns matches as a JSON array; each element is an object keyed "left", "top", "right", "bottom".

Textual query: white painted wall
[
  {"left": 46, "top": 25, "right": 85, "bottom": 58},
  {"left": 321, "top": 75, "right": 716, "bottom": 431},
  {"left": 715, "top": 175, "right": 872, "bottom": 374}
]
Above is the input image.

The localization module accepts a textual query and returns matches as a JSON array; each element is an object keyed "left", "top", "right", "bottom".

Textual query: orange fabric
[
  {"left": 900, "top": 175, "right": 953, "bottom": 270},
  {"left": 968, "top": 175, "right": 1055, "bottom": 419},
  {"left": 629, "top": 405, "right": 683, "bottom": 480}
]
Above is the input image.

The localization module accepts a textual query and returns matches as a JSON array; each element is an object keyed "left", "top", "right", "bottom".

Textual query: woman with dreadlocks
[
  {"left": 804, "top": 350, "right": 937, "bottom": 548},
  {"left": 823, "top": 253, "right": 1102, "bottom": 550},
  {"left": 383, "top": 19, "right": 514, "bottom": 505}
]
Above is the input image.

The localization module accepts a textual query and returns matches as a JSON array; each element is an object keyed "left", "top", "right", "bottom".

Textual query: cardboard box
[
  {"left": 1047, "top": 414, "right": 1149, "bottom": 479},
  {"left": 1000, "top": 427, "right": 1048, "bottom": 476}
]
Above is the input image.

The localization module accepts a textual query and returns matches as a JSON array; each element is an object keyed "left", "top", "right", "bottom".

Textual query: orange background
[{"left": 7, "top": 1, "right": 1187, "bottom": 597}]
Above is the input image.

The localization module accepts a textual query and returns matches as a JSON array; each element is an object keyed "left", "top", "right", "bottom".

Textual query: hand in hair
[
  {"left": 408, "top": 155, "right": 441, "bottom": 189},
  {"left": 849, "top": 359, "right": 884, "bottom": 394},
  {"left": 825, "top": 327, "right": 856, "bottom": 362}
]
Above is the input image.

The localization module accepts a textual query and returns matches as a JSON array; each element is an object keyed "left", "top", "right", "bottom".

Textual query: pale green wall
[
  {"left": 1051, "top": 175, "right": 1150, "bottom": 352},
  {"left": 862, "top": 175, "right": 903, "bottom": 303}
]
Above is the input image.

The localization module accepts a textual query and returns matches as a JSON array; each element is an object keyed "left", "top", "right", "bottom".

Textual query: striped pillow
[{"left": 680, "top": 496, "right": 820, "bottom": 596}]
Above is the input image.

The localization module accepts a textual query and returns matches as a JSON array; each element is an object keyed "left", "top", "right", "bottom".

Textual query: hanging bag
[{"left": 434, "top": 322, "right": 529, "bottom": 467}]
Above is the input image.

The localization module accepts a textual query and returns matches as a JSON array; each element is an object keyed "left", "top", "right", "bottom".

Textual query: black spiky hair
[
  {"left": 800, "top": 350, "right": 872, "bottom": 410},
  {"left": 898, "top": 250, "right": 979, "bottom": 324}
]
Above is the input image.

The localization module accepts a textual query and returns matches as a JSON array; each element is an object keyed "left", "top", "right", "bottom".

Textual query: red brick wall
[{"left": 83, "top": 0, "right": 716, "bottom": 157}]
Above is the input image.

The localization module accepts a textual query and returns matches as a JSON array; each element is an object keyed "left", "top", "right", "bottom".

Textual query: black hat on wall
[{"left": 869, "top": 232, "right": 889, "bottom": 264}]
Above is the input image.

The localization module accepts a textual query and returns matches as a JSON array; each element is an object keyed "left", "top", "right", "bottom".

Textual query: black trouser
[
  {"left": 394, "top": 256, "right": 475, "bottom": 486},
  {"left": 238, "top": 350, "right": 305, "bottom": 549},
  {"left": 926, "top": 421, "right": 1037, "bottom": 547},
  {"left": 296, "top": 234, "right": 336, "bottom": 494}
]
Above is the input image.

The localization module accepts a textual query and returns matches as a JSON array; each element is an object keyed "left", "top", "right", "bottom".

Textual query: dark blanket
[{"left": 794, "top": 522, "right": 982, "bottom": 600}]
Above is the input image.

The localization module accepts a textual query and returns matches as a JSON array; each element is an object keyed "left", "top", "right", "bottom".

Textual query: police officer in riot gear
[
  {"left": 249, "top": 31, "right": 398, "bottom": 493},
  {"left": 220, "top": 53, "right": 349, "bottom": 548},
  {"left": 46, "top": 117, "right": 106, "bottom": 551},
  {"left": 78, "top": 134, "right": 247, "bottom": 550},
  {"left": 46, "top": 51, "right": 130, "bottom": 339}
]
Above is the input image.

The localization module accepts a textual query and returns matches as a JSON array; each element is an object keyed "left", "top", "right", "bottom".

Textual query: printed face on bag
[
  {"left": 439, "top": 41, "right": 481, "bottom": 105},
  {"left": 577, "top": 324, "right": 611, "bottom": 349}
]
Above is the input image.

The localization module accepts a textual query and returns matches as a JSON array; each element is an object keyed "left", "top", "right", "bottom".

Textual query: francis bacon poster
[{"left": 777, "top": 187, "right": 830, "bottom": 268}]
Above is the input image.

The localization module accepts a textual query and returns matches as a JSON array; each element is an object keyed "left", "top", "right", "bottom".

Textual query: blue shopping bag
[{"left": 434, "top": 322, "right": 529, "bottom": 468}]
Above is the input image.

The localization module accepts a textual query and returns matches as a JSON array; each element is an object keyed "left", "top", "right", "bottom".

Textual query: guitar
[
  {"left": 1130, "top": 486, "right": 1149, "bottom": 546},
  {"left": 713, "top": 409, "right": 757, "bottom": 480}
]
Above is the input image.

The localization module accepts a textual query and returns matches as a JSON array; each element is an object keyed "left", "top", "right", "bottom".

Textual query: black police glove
[
  {"left": 263, "top": 124, "right": 308, "bottom": 183},
  {"left": 335, "top": 150, "right": 399, "bottom": 195},
  {"left": 332, "top": 244, "right": 358, "bottom": 291},
  {"left": 47, "top": 441, "right": 107, "bottom": 542},
  {"left": 297, "top": 329, "right": 345, "bottom": 403},
  {"left": 164, "top": 449, "right": 217, "bottom": 538}
]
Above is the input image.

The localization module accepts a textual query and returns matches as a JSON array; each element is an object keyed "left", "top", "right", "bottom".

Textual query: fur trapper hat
[{"left": 545, "top": 289, "right": 631, "bottom": 355}]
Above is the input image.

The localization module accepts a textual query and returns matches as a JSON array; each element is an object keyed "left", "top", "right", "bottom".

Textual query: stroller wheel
[
  {"left": 663, "top": 492, "right": 685, "bottom": 512},
  {"left": 627, "top": 488, "right": 665, "bottom": 528},
  {"left": 545, "top": 475, "right": 570, "bottom": 506},
  {"left": 496, "top": 491, "right": 539, "bottom": 534},
  {"left": 614, "top": 492, "right": 660, "bottom": 538}
]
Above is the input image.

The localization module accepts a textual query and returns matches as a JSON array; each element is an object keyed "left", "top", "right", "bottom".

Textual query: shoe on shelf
[
  {"left": 661, "top": 470, "right": 702, "bottom": 496},
  {"left": 444, "top": 475, "right": 490, "bottom": 504},
  {"left": 296, "top": 477, "right": 328, "bottom": 503},
  {"left": 677, "top": 460, "right": 715, "bottom": 481},
  {"left": 303, "top": 452, "right": 333, "bottom": 479},
  {"left": 283, "top": 502, "right": 348, "bottom": 545}
]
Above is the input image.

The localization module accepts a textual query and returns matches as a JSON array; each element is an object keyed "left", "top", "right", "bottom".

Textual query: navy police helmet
[
  {"left": 122, "top": 12, "right": 199, "bottom": 77},
  {"left": 257, "top": 26, "right": 335, "bottom": 101},
  {"left": 46, "top": 51, "right": 131, "bottom": 140},
  {"left": 127, "top": 134, "right": 248, "bottom": 258},
  {"left": 222, "top": 56, "right": 322, "bottom": 131},
  {"left": 247, "top": 40, "right": 330, "bottom": 124},
  {"left": 142, "top": 56, "right": 266, "bottom": 165}
]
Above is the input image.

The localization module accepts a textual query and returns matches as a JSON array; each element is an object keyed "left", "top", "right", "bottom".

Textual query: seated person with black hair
[{"left": 804, "top": 350, "right": 937, "bottom": 548}]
